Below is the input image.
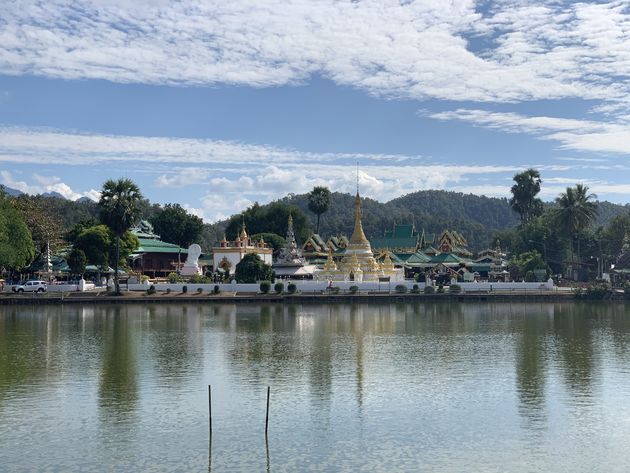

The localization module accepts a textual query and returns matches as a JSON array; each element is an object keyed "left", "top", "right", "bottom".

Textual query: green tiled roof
[
  {"left": 133, "top": 237, "right": 188, "bottom": 255},
  {"left": 406, "top": 252, "right": 432, "bottom": 265},
  {"left": 430, "top": 253, "right": 466, "bottom": 264},
  {"left": 371, "top": 237, "right": 418, "bottom": 250}
]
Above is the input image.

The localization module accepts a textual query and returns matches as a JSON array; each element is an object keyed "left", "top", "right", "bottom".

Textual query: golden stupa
[{"left": 317, "top": 190, "right": 399, "bottom": 282}]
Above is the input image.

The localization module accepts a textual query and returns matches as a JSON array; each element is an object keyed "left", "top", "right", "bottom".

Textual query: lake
[{"left": 2, "top": 301, "right": 630, "bottom": 472}]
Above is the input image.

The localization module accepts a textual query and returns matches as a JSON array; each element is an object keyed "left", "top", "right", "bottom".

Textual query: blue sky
[{"left": 1, "top": 0, "right": 630, "bottom": 221}]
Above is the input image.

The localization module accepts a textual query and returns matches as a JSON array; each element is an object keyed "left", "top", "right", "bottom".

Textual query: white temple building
[
  {"left": 272, "top": 214, "right": 318, "bottom": 278},
  {"left": 212, "top": 223, "right": 272, "bottom": 275}
]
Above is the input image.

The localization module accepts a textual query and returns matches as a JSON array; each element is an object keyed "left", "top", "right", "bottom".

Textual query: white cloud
[
  {"left": 0, "top": 170, "right": 98, "bottom": 201},
  {"left": 1, "top": 1, "right": 630, "bottom": 109},
  {"left": 428, "top": 108, "right": 630, "bottom": 154}
]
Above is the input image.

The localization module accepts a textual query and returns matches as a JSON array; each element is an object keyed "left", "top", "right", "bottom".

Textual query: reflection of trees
[
  {"left": 553, "top": 303, "right": 596, "bottom": 399},
  {"left": 515, "top": 314, "right": 548, "bottom": 422},
  {"left": 98, "top": 306, "right": 138, "bottom": 420},
  {"left": 148, "top": 304, "right": 203, "bottom": 383},
  {"left": 0, "top": 307, "right": 60, "bottom": 407}
]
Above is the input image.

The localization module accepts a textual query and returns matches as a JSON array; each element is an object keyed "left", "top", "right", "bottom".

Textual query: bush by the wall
[
  {"left": 424, "top": 285, "right": 435, "bottom": 294},
  {"left": 197, "top": 287, "right": 203, "bottom": 294},
  {"left": 437, "top": 284, "right": 445, "bottom": 294},
  {"left": 411, "top": 284, "right": 420, "bottom": 293},
  {"left": 213, "top": 285, "right": 220, "bottom": 294},
  {"left": 349, "top": 285, "right": 359, "bottom": 294},
  {"left": 167, "top": 272, "right": 181, "bottom": 283},
  {"left": 147, "top": 285, "right": 156, "bottom": 295},
  {"left": 395, "top": 284, "right": 407, "bottom": 294},
  {"left": 166, "top": 288, "right": 172, "bottom": 294},
  {"left": 287, "top": 283, "right": 297, "bottom": 294},
  {"left": 274, "top": 282, "right": 284, "bottom": 294},
  {"left": 260, "top": 281, "right": 271, "bottom": 294},
  {"left": 182, "top": 285, "right": 188, "bottom": 294},
  {"left": 449, "top": 284, "right": 462, "bottom": 294}
]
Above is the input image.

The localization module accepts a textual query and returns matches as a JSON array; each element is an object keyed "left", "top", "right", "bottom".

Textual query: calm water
[{"left": 2, "top": 302, "right": 630, "bottom": 472}]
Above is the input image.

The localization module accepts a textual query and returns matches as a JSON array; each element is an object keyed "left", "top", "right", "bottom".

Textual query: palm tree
[
  {"left": 509, "top": 169, "right": 543, "bottom": 223},
  {"left": 554, "top": 184, "right": 598, "bottom": 272},
  {"left": 307, "top": 186, "right": 331, "bottom": 234},
  {"left": 98, "top": 179, "right": 143, "bottom": 294}
]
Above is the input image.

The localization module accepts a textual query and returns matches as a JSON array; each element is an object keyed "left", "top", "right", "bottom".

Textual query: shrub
[
  {"left": 274, "top": 282, "right": 284, "bottom": 294},
  {"left": 197, "top": 287, "right": 203, "bottom": 294},
  {"left": 525, "top": 270, "right": 536, "bottom": 282},
  {"left": 395, "top": 284, "right": 407, "bottom": 294},
  {"left": 573, "top": 283, "right": 609, "bottom": 300},
  {"left": 213, "top": 285, "right": 220, "bottom": 294},
  {"left": 424, "top": 285, "right": 435, "bottom": 294},
  {"left": 437, "top": 284, "right": 445, "bottom": 294},
  {"left": 182, "top": 285, "right": 188, "bottom": 294},
  {"left": 260, "top": 281, "right": 271, "bottom": 294},
  {"left": 411, "top": 284, "right": 420, "bottom": 293},
  {"left": 327, "top": 286, "right": 340, "bottom": 295},
  {"left": 190, "top": 274, "right": 211, "bottom": 284},
  {"left": 449, "top": 284, "right": 462, "bottom": 294},
  {"left": 287, "top": 283, "right": 297, "bottom": 294},
  {"left": 147, "top": 285, "right": 156, "bottom": 295},
  {"left": 141, "top": 275, "right": 150, "bottom": 283},
  {"left": 349, "top": 285, "right": 359, "bottom": 294},
  {"left": 166, "top": 288, "right": 171, "bottom": 294},
  {"left": 167, "top": 272, "right": 181, "bottom": 284}
]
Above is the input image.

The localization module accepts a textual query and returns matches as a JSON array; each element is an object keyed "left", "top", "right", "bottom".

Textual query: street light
[{"left": 528, "top": 240, "right": 547, "bottom": 262}]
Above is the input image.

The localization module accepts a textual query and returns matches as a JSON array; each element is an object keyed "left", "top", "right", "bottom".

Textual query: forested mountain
[
  {"left": 7, "top": 187, "right": 630, "bottom": 253},
  {"left": 209, "top": 190, "right": 630, "bottom": 251}
]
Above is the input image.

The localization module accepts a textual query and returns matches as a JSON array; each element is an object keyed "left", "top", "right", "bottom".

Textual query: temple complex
[{"left": 316, "top": 191, "right": 403, "bottom": 282}]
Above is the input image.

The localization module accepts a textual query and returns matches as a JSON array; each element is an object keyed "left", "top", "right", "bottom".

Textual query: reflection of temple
[{"left": 316, "top": 191, "right": 403, "bottom": 282}]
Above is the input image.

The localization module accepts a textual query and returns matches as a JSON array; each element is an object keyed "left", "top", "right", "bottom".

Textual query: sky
[{"left": 1, "top": 0, "right": 630, "bottom": 222}]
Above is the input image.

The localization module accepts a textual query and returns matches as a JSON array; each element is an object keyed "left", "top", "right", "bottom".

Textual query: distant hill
[
  {"left": 0, "top": 185, "right": 23, "bottom": 197},
  {"left": 208, "top": 189, "right": 630, "bottom": 251}
]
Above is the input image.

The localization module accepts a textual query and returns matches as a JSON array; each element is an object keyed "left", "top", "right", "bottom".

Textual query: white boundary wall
[{"left": 126, "top": 279, "right": 555, "bottom": 293}]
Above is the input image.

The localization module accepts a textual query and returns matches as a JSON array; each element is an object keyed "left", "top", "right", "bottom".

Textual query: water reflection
[
  {"left": 2, "top": 302, "right": 630, "bottom": 471},
  {"left": 98, "top": 306, "right": 138, "bottom": 420}
]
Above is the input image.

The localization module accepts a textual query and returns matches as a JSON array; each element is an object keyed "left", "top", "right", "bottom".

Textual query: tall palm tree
[
  {"left": 509, "top": 169, "right": 543, "bottom": 223},
  {"left": 98, "top": 179, "right": 143, "bottom": 294},
  {"left": 307, "top": 186, "right": 331, "bottom": 234},
  {"left": 554, "top": 184, "right": 598, "bottom": 269}
]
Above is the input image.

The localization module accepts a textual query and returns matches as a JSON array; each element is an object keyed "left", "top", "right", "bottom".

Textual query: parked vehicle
[{"left": 12, "top": 280, "right": 48, "bottom": 293}]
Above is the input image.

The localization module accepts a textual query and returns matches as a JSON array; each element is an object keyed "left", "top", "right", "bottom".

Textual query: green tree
[
  {"left": 510, "top": 250, "right": 550, "bottom": 281},
  {"left": 234, "top": 253, "right": 273, "bottom": 283},
  {"left": 67, "top": 248, "right": 87, "bottom": 277},
  {"left": 12, "top": 194, "right": 64, "bottom": 256},
  {"left": 553, "top": 184, "right": 598, "bottom": 269},
  {"left": 108, "top": 231, "right": 139, "bottom": 269},
  {"left": 149, "top": 203, "right": 203, "bottom": 248},
  {"left": 307, "top": 186, "right": 331, "bottom": 234},
  {"left": 98, "top": 179, "right": 143, "bottom": 294},
  {"left": 509, "top": 169, "right": 543, "bottom": 224},
  {"left": 225, "top": 202, "right": 311, "bottom": 244},
  {"left": 65, "top": 218, "right": 99, "bottom": 244},
  {"left": 250, "top": 233, "right": 286, "bottom": 252},
  {"left": 0, "top": 190, "right": 35, "bottom": 272},
  {"left": 74, "top": 225, "right": 111, "bottom": 268}
]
